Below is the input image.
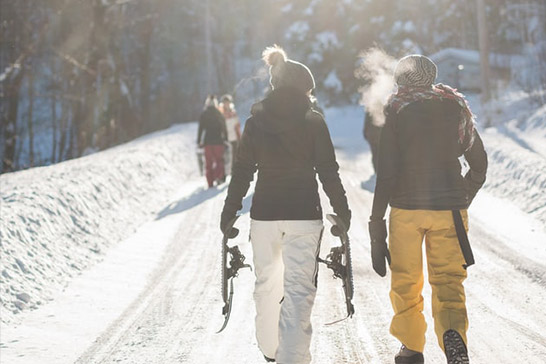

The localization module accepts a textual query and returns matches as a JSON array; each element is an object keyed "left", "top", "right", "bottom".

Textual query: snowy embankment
[
  {"left": 481, "top": 125, "right": 546, "bottom": 224},
  {"left": 0, "top": 124, "right": 198, "bottom": 325},
  {"left": 477, "top": 94, "right": 546, "bottom": 225}
]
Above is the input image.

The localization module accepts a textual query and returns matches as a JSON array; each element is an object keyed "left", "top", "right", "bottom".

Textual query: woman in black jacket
[
  {"left": 197, "top": 95, "right": 227, "bottom": 187},
  {"left": 220, "top": 45, "right": 350, "bottom": 364}
]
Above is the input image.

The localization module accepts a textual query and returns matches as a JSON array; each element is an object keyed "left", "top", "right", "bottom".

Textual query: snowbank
[
  {"left": 475, "top": 92, "right": 546, "bottom": 224},
  {"left": 481, "top": 127, "right": 546, "bottom": 224},
  {"left": 483, "top": 91, "right": 546, "bottom": 156},
  {"left": 0, "top": 123, "right": 199, "bottom": 325}
]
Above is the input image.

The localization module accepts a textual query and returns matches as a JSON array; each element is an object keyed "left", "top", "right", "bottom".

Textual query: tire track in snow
[
  {"left": 470, "top": 224, "right": 546, "bottom": 287},
  {"left": 75, "top": 185, "right": 229, "bottom": 363},
  {"left": 89, "top": 184, "right": 264, "bottom": 364}
]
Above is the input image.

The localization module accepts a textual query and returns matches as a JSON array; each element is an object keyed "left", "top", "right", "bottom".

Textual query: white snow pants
[{"left": 250, "top": 219, "right": 323, "bottom": 364}]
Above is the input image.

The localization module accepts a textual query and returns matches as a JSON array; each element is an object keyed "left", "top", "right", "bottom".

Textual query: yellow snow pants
[{"left": 388, "top": 207, "right": 469, "bottom": 353}]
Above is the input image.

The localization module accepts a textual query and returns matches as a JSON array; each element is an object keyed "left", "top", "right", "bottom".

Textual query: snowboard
[
  {"left": 217, "top": 216, "right": 251, "bottom": 333},
  {"left": 318, "top": 214, "right": 355, "bottom": 324}
]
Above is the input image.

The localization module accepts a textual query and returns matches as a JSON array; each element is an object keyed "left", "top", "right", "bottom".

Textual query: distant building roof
[{"left": 429, "top": 48, "right": 519, "bottom": 69}]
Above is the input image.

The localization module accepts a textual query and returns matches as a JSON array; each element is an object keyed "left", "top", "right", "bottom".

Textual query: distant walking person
[
  {"left": 219, "top": 94, "right": 241, "bottom": 174},
  {"left": 197, "top": 95, "right": 227, "bottom": 188},
  {"left": 369, "top": 55, "right": 487, "bottom": 364},
  {"left": 220, "top": 45, "right": 350, "bottom": 364},
  {"left": 363, "top": 110, "right": 382, "bottom": 174}
]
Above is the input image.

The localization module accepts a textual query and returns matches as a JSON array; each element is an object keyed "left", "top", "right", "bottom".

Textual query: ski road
[{"left": 2, "top": 110, "right": 546, "bottom": 364}]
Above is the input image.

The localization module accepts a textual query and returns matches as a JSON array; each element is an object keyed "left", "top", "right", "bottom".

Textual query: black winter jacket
[
  {"left": 371, "top": 98, "right": 487, "bottom": 220},
  {"left": 197, "top": 106, "right": 227, "bottom": 145},
  {"left": 223, "top": 87, "right": 350, "bottom": 221}
]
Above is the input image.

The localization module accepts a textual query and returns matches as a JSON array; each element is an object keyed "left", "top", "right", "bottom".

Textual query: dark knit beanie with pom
[
  {"left": 394, "top": 54, "right": 437, "bottom": 87},
  {"left": 262, "top": 45, "right": 315, "bottom": 93}
]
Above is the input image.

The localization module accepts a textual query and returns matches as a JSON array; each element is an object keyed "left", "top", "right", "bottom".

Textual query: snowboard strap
[{"left": 452, "top": 210, "right": 475, "bottom": 269}]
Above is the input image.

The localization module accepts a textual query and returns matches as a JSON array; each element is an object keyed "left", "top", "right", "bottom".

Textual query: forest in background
[{"left": 1, "top": 0, "right": 545, "bottom": 173}]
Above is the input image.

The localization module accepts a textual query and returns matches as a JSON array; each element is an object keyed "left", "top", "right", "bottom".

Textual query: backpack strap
[{"left": 452, "top": 210, "right": 475, "bottom": 269}]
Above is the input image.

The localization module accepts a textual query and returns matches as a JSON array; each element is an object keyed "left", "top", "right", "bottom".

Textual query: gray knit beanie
[
  {"left": 262, "top": 45, "right": 315, "bottom": 93},
  {"left": 394, "top": 55, "right": 437, "bottom": 87}
]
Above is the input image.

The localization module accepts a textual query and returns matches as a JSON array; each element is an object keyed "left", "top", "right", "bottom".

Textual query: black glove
[
  {"left": 369, "top": 219, "right": 391, "bottom": 277},
  {"left": 464, "top": 169, "right": 485, "bottom": 206},
  {"left": 331, "top": 212, "right": 351, "bottom": 237},
  {"left": 220, "top": 210, "right": 239, "bottom": 239}
]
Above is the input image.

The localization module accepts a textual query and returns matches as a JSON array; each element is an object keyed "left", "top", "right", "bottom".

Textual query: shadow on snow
[
  {"left": 156, "top": 184, "right": 228, "bottom": 220},
  {"left": 360, "top": 173, "right": 376, "bottom": 192}
]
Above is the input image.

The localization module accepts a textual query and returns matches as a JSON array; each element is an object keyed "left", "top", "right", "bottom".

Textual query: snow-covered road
[{"left": 2, "top": 107, "right": 546, "bottom": 363}]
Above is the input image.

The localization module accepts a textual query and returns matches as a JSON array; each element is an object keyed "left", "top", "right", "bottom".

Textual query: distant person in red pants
[{"left": 197, "top": 95, "right": 228, "bottom": 188}]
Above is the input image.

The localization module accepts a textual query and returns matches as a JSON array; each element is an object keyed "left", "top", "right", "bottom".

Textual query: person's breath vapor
[{"left": 355, "top": 47, "right": 397, "bottom": 127}]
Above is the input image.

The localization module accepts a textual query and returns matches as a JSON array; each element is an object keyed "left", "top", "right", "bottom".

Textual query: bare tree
[
  {"left": 26, "top": 65, "right": 35, "bottom": 166},
  {"left": 1, "top": 3, "right": 27, "bottom": 172},
  {"left": 476, "top": 0, "right": 492, "bottom": 128},
  {"left": 49, "top": 60, "right": 58, "bottom": 163}
]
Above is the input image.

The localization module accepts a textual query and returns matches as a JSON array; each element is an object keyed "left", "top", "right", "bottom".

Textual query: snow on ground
[
  {"left": 479, "top": 127, "right": 546, "bottom": 224},
  {"left": 1, "top": 178, "right": 213, "bottom": 363},
  {"left": 0, "top": 124, "right": 199, "bottom": 325},
  {"left": 467, "top": 92, "right": 546, "bottom": 224},
  {"left": 1, "top": 97, "right": 545, "bottom": 363}
]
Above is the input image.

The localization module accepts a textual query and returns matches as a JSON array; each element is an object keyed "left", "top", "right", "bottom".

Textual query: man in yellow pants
[{"left": 368, "top": 55, "right": 487, "bottom": 364}]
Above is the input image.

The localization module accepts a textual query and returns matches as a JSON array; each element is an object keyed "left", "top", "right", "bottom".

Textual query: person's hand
[
  {"left": 464, "top": 170, "right": 485, "bottom": 206},
  {"left": 220, "top": 210, "right": 239, "bottom": 239},
  {"left": 198, "top": 143, "right": 204, "bottom": 148},
  {"left": 369, "top": 219, "right": 391, "bottom": 277}
]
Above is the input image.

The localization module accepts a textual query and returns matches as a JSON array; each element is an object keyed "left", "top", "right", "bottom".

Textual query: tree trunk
[
  {"left": 2, "top": 69, "right": 25, "bottom": 173},
  {"left": 139, "top": 13, "right": 153, "bottom": 133},
  {"left": 51, "top": 92, "right": 57, "bottom": 163},
  {"left": 68, "top": 107, "right": 76, "bottom": 159},
  {"left": 27, "top": 69, "right": 35, "bottom": 167},
  {"left": 78, "top": 0, "right": 106, "bottom": 156},
  {"left": 205, "top": 0, "right": 214, "bottom": 93},
  {"left": 476, "top": 0, "right": 491, "bottom": 102},
  {"left": 71, "top": 89, "right": 83, "bottom": 158},
  {"left": 58, "top": 97, "right": 69, "bottom": 162}
]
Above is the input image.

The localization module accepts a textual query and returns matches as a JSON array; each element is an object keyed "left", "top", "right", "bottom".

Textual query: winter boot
[
  {"left": 264, "top": 355, "right": 275, "bottom": 362},
  {"left": 394, "top": 345, "right": 424, "bottom": 364},
  {"left": 443, "top": 329, "right": 469, "bottom": 364}
]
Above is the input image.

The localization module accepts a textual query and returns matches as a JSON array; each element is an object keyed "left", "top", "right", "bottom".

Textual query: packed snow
[
  {"left": 0, "top": 125, "right": 197, "bottom": 325},
  {"left": 471, "top": 92, "right": 546, "bottom": 224},
  {"left": 1, "top": 99, "right": 545, "bottom": 363}
]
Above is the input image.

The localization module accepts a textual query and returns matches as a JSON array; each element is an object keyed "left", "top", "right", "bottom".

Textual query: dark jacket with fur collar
[
  {"left": 371, "top": 98, "right": 488, "bottom": 220},
  {"left": 223, "top": 87, "right": 350, "bottom": 221}
]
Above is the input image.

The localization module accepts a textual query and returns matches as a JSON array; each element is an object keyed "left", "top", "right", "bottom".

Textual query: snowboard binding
[
  {"left": 217, "top": 216, "right": 251, "bottom": 333},
  {"left": 318, "top": 214, "right": 355, "bottom": 325}
]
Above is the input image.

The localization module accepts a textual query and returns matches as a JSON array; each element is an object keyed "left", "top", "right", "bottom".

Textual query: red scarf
[{"left": 386, "top": 84, "right": 475, "bottom": 151}]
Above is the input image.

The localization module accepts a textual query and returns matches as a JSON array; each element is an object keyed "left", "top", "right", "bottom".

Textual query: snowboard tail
[
  {"left": 318, "top": 214, "right": 355, "bottom": 324},
  {"left": 218, "top": 216, "right": 251, "bottom": 333}
]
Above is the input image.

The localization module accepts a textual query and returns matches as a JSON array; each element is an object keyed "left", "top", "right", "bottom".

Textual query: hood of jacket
[{"left": 251, "top": 87, "right": 311, "bottom": 134}]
